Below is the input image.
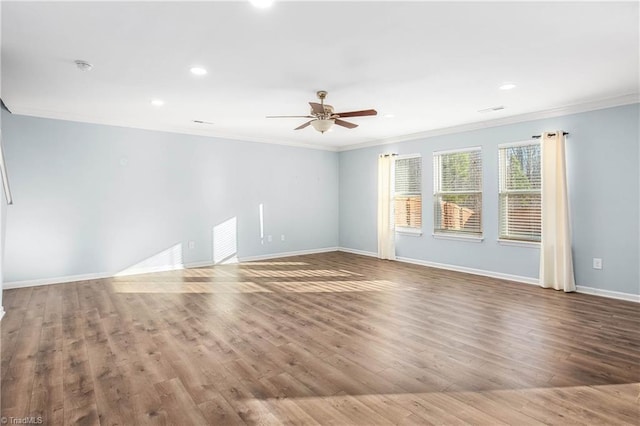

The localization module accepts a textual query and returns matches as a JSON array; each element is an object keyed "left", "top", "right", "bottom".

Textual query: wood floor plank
[
  {"left": 2, "top": 251, "right": 639, "bottom": 425},
  {"left": 154, "top": 378, "right": 209, "bottom": 425},
  {"left": 1, "top": 325, "right": 41, "bottom": 417},
  {"left": 197, "top": 392, "right": 246, "bottom": 425},
  {"left": 61, "top": 313, "right": 100, "bottom": 426},
  {"left": 28, "top": 323, "right": 64, "bottom": 425}
]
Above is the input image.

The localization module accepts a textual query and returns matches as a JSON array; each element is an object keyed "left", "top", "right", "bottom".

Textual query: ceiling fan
[{"left": 267, "top": 91, "right": 377, "bottom": 133}]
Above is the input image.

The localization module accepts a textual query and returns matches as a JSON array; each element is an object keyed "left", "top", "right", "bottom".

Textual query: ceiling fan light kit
[
  {"left": 310, "top": 119, "right": 334, "bottom": 133},
  {"left": 267, "top": 90, "right": 377, "bottom": 134}
]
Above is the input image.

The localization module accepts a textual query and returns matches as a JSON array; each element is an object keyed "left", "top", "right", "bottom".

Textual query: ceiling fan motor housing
[{"left": 311, "top": 104, "right": 334, "bottom": 117}]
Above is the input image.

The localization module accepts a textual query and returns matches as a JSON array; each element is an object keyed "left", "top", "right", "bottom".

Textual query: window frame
[
  {"left": 432, "top": 146, "right": 483, "bottom": 240},
  {"left": 393, "top": 154, "right": 423, "bottom": 235},
  {"left": 498, "top": 140, "right": 542, "bottom": 244}
]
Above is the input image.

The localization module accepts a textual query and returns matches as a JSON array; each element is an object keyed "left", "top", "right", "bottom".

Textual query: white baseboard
[
  {"left": 185, "top": 260, "right": 216, "bottom": 268},
  {"left": 395, "top": 256, "right": 540, "bottom": 285},
  {"left": 240, "top": 247, "right": 339, "bottom": 262},
  {"left": 337, "top": 247, "right": 378, "bottom": 258},
  {"left": 575, "top": 285, "right": 640, "bottom": 303},
  {"left": 115, "top": 264, "right": 186, "bottom": 277},
  {"left": 4, "top": 271, "right": 112, "bottom": 289},
  {"left": 338, "top": 246, "right": 538, "bottom": 286},
  {"left": 338, "top": 247, "right": 639, "bottom": 303},
  {"left": 3, "top": 247, "right": 339, "bottom": 289}
]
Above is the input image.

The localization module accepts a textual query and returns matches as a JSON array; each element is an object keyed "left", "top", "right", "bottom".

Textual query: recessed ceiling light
[
  {"left": 383, "top": 113, "right": 396, "bottom": 119},
  {"left": 190, "top": 67, "right": 207, "bottom": 76},
  {"left": 499, "top": 83, "right": 517, "bottom": 90},
  {"left": 249, "top": 0, "right": 274, "bottom": 9},
  {"left": 74, "top": 60, "right": 93, "bottom": 72},
  {"left": 150, "top": 99, "right": 164, "bottom": 107}
]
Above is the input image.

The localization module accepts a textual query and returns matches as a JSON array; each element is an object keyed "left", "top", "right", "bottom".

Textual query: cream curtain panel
[
  {"left": 539, "top": 131, "right": 576, "bottom": 292},
  {"left": 377, "top": 154, "right": 396, "bottom": 260}
]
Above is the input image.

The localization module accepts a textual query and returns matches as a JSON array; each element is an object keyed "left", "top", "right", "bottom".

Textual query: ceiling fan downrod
[{"left": 317, "top": 90, "right": 328, "bottom": 118}]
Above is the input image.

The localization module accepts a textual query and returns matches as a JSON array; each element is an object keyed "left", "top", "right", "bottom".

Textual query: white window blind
[
  {"left": 394, "top": 155, "right": 422, "bottom": 231},
  {"left": 433, "top": 148, "right": 482, "bottom": 237},
  {"left": 498, "top": 142, "right": 541, "bottom": 242}
]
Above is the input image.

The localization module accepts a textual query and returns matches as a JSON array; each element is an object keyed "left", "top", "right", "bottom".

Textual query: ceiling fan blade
[
  {"left": 267, "top": 115, "right": 314, "bottom": 119},
  {"left": 309, "top": 102, "right": 325, "bottom": 114},
  {"left": 333, "top": 109, "right": 378, "bottom": 118},
  {"left": 334, "top": 119, "right": 358, "bottom": 129},
  {"left": 294, "top": 121, "right": 313, "bottom": 130}
]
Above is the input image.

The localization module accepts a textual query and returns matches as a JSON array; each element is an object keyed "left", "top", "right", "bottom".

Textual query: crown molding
[
  {"left": 338, "top": 93, "right": 639, "bottom": 152},
  {"left": 7, "top": 93, "right": 638, "bottom": 154},
  {"left": 6, "top": 106, "right": 340, "bottom": 152}
]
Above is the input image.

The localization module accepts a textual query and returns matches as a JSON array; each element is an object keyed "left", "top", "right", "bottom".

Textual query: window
[
  {"left": 498, "top": 142, "right": 541, "bottom": 242},
  {"left": 394, "top": 155, "right": 422, "bottom": 232},
  {"left": 433, "top": 148, "right": 482, "bottom": 237}
]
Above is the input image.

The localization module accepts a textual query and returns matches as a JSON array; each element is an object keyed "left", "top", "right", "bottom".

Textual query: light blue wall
[
  {"left": 3, "top": 104, "right": 639, "bottom": 296},
  {"left": 340, "top": 104, "right": 640, "bottom": 295},
  {"left": 2, "top": 113, "right": 339, "bottom": 283}
]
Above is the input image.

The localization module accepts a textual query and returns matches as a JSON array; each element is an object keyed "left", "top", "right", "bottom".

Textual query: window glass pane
[
  {"left": 433, "top": 149, "right": 483, "bottom": 237},
  {"left": 499, "top": 143, "right": 541, "bottom": 241},
  {"left": 434, "top": 194, "right": 482, "bottom": 234},
  {"left": 394, "top": 196, "right": 422, "bottom": 228},
  {"left": 503, "top": 145, "right": 541, "bottom": 191},
  {"left": 439, "top": 150, "right": 482, "bottom": 192},
  {"left": 499, "top": 193, "right": 541, "bottom": 241},
  {"left": 394, "top": 156, "right": 422, "bottom": 230},
  {"left": 395, "top": 157, "right": 421, "bottom": 194}
]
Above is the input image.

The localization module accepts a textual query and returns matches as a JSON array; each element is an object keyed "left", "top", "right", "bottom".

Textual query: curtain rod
[
  {"left": 379, "top": 153, "right": 398, "bottom": 157},
  {"left": 532, "top": 132, "right": 569, "bottom": 139}
]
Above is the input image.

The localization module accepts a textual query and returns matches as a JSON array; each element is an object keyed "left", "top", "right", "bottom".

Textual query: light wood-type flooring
[{"left": 1, "top": 251, "right": 639, "bottom": 425}]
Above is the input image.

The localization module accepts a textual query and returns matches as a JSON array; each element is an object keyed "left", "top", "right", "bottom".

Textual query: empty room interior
[{"left": 0, "top": 1, "right": 639, "bottom": 425}]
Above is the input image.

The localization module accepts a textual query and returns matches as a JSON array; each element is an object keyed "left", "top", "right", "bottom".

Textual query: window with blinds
[
  {"left": 498, "top": 142, "right": 541, "bottom": 242},
  {"left": 394, "top": 155, "right": 422, "bottom": 231},
  {"left": 433, "top": 148, "right": 482, "bottom": 237}
]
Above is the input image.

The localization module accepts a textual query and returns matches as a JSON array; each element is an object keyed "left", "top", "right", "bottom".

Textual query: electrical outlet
[
  {"left": 188, "top": 241, "right": 195, "bottom": 250},
  {"left": 592, "top": 258, "right": 602, "bottom": 270},
  {"left": 281, "top": 234, "right": 285, "bottom": 241},
  {"left": 267, "top": 235, "right": 272, "bottom": 243}
]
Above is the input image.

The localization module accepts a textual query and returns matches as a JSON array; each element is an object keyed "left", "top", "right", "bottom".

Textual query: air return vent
[{"left": 478, "top": 106, "right": 505, "bottom": 113}]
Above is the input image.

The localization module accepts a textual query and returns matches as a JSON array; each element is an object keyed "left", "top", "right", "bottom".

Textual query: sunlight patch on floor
[
  {"left": 263, "top": 280, "right": 415, "bottom": 293},
  {"left": 111, "top": 279, "right": 410, "bottom": 294},
  {"left": 111, "top": 280, "right": 272, "bottom": 294},
  {"left": 241, "top": 269, "right": 355, "bottom": 278},
  {"left": 241, "top": 383, "right": 640, "bottom": 424}
]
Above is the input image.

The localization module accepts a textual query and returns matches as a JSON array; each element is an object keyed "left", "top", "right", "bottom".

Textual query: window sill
[
  {"left": 396, "top": 228, "right": 422, "bottom": 236},
  {"left": 497, "top": 239, "right": 540, "bottom": 248},
  {"left": 432, "top": 233, "right": 484, "bottom": 243}
]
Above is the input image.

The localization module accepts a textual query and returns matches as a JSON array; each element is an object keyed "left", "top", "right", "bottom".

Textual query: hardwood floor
[{"left": 1, "top": 251, "right": 639, "bottom": 425}]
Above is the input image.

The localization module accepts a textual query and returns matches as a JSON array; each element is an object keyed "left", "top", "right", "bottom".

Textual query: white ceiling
[{"left": 2, "top": 1, "right": 638, "bottom": 150}]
